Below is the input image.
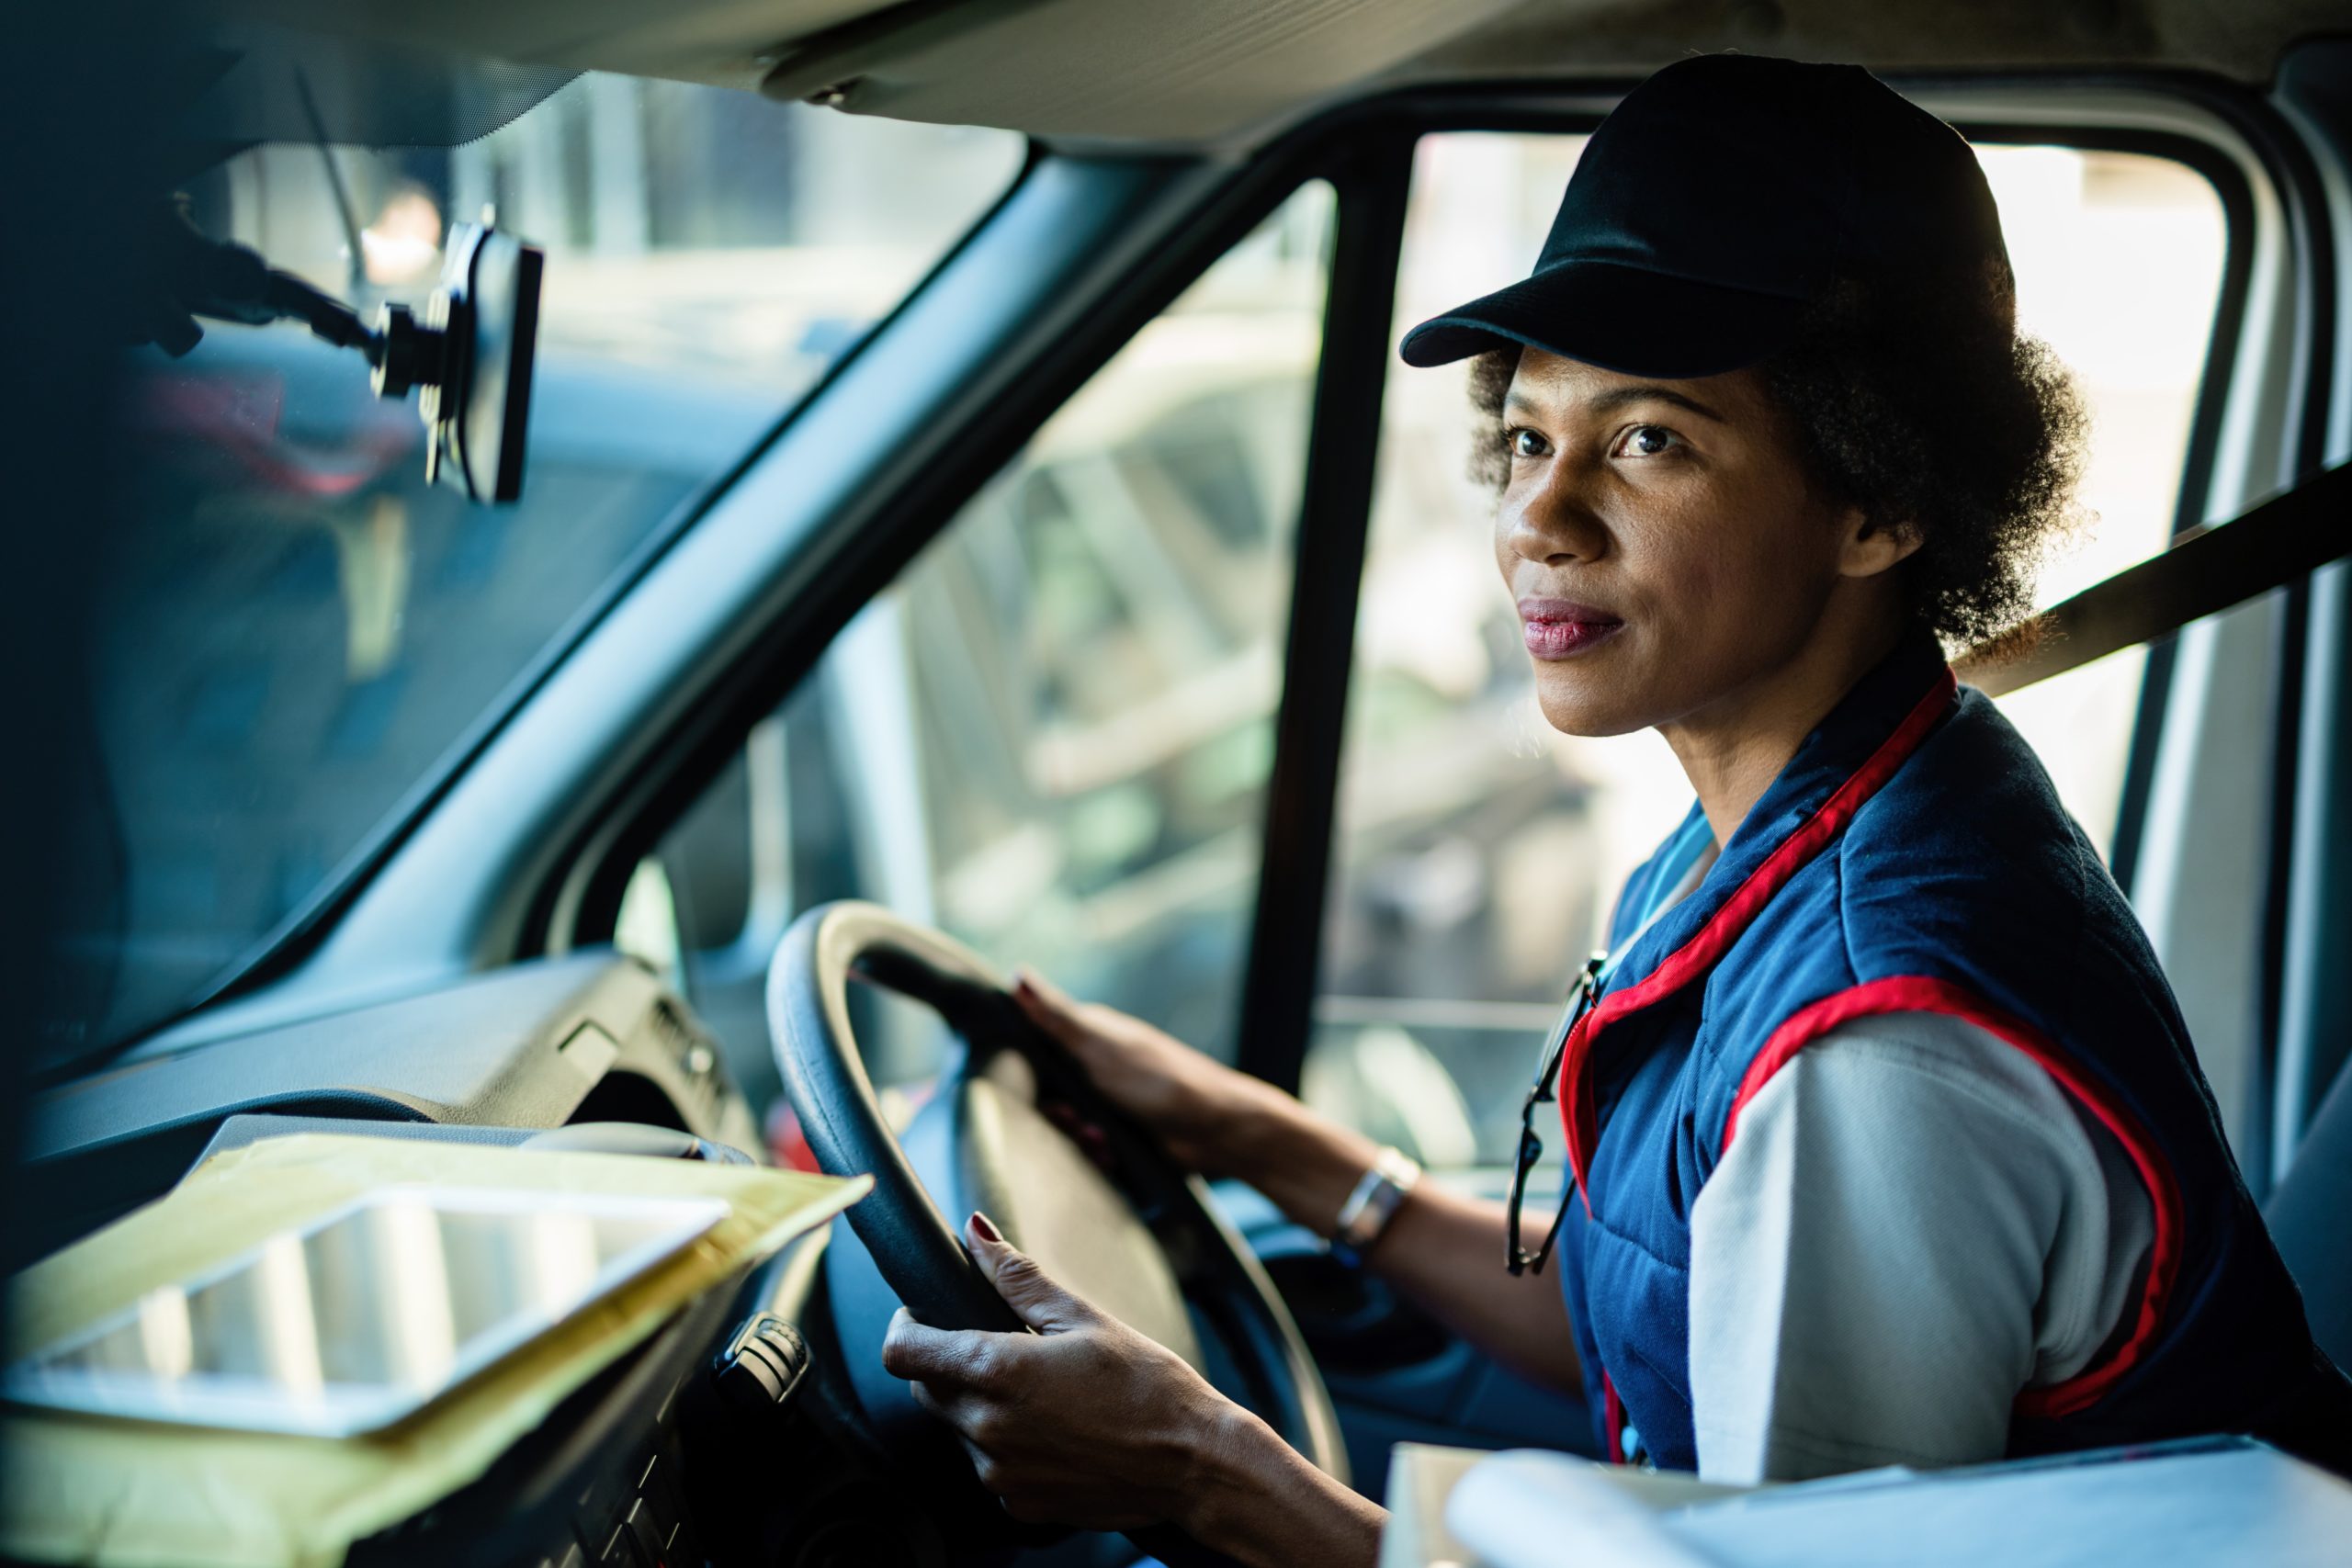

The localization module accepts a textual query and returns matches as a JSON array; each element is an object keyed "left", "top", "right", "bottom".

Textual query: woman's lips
[{"left": 1518, "top": 598, "right": 1625, "bottom": 660}]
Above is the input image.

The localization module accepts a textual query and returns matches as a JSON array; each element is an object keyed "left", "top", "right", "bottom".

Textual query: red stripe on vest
[{"left": 1722, "top": 974, "right": 2185, "bottom": 1420}]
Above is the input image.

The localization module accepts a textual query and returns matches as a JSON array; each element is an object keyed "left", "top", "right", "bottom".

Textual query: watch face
[{"left": 1336, "top": 1150, "right": 1417, "bottom": 1254}]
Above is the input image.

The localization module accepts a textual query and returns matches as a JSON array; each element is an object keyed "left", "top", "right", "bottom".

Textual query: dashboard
[
  {"left": 17, "top": 955, "right": 943, "bottom": 1567},
  {"left": 14, "top": 950, "right": 1579, "bottom": 1566},
  {"left": 23, "top": 954, "right": 755, "bottom": 1260}
]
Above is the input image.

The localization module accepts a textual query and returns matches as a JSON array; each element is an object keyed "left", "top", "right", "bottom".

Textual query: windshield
[{"left": 65, "top": 77, "right": 1023, "bottom": 1064}]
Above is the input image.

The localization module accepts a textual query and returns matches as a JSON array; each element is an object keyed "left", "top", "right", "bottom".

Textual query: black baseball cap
[{"left": 1399, "top": 55, "right": 2008, "bottom": 378}]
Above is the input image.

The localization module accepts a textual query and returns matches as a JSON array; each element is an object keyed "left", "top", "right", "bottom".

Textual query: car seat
[
  {"left": 2267, "top": 1057, "right": 2352, "bottom": 1371},
  {"left": 2262, "top": 1054, "right": 2352, "bottom": 1475}
]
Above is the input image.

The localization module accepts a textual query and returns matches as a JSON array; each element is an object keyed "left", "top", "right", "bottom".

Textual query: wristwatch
[{"left": 1329, "top": 1145, "right": 1423, "bottom": 1267}]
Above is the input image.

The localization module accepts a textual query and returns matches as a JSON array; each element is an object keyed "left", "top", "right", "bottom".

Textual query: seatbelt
[{"left": 1957, "top": 462, "right": 2352, "bottom": 698}]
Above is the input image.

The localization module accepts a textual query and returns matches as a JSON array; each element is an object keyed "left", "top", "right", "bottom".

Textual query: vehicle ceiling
[{"left": 213, "top": 0, "right": 2352, "bottom": 150}]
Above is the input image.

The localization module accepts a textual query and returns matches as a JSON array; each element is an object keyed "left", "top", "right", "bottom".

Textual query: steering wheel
[{"left": 765, "top": 901, "right": 1348, "bottom": 1566}]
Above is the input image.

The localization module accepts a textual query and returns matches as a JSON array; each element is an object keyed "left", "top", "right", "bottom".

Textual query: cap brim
[{"left": 1399, "top": 260, "right": 1813, "bottom": 379}]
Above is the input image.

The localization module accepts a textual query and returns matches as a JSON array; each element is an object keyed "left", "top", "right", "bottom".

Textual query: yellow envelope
[{"left": 2, "top": 1133, "right": 869, "bottom": 1568}]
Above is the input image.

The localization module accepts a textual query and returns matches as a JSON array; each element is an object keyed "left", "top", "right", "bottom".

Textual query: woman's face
[{"left": 1495, "top": 348, "right": 1889, "bottom": 738}]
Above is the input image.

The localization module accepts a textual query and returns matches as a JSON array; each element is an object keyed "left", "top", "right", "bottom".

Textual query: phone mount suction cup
[{"left": 370, "top": 221, "right": 542, "bottom": 504}]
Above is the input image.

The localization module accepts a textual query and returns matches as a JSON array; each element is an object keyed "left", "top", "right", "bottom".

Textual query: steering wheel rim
[{"left": 764, "top": 900, "right": 1349, "bottom": 1555}]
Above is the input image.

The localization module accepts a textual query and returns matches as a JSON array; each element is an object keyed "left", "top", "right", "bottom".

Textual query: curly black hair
[{"left": 1465, "top": 263, "right": 2088, "bottom": 649}]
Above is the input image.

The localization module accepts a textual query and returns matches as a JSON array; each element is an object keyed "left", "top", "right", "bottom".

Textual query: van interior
[{"left": 7, "top": 3, "right": 2352, "bottom": 1565}]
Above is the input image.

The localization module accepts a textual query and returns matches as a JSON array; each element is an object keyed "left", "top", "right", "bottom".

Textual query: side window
[
  {"left": 650, "top": 183, "right": 1337, "bottom": 1114},
  {"left": 1305, "top": 131, "right": 2230, "bottom": 1170}
]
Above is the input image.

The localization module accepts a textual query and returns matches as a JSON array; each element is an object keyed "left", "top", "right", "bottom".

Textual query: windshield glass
[{"left": 67, "top": 78, "right": 1023, "bottom": 1063}]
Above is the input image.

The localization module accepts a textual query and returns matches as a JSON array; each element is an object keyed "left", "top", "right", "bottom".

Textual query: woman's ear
[{"left": 1837, "top": 509, "right": 1924, "bottom": 581}]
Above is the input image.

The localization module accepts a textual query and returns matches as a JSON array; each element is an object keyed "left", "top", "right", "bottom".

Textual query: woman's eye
[
  {"left": 1613, "top": 424, "right": 1680, "bottom": 458},
  {"left": 1509, "top": 427, "right": 1551, "bottom": 458}
]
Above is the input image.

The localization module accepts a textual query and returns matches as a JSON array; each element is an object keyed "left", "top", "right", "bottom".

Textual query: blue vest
[{"left": 1555, "top": 637, "right": 2351, "bottom": 1472}]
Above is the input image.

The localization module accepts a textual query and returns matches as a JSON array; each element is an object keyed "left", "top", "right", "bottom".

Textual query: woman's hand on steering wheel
[
  {"left": 881, "top": 1212, "right": 1278, "bottom": 1535},
  {"left": 772, "top": 903, "right": 1367, "bottom": 1563},
  {"left": 1011, "top": 968, "right": 1294, "bottom": 1179}
]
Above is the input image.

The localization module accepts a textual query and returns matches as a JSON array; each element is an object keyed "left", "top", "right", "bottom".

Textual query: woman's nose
[{"left": 1502, "top": 464, "right": 1610, "bottom": 566}]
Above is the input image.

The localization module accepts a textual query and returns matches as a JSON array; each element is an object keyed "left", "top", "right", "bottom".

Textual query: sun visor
[
  {"left": 755, "top": 0, "right": 1519, "bottom": 146},
  {"left": 172, "top": 22, "right": 575, "bottom": 162}
]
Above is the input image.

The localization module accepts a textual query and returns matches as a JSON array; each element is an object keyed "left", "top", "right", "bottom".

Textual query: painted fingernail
[{"left": 969, "top": 1210, "right": 1002, "bottom": 1244}]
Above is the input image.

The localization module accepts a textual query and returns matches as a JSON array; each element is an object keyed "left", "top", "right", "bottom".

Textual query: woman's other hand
[
  {"left": 880, "top": 1213, "right": 1277, "bottom": 1534},
  {"left": 1011, "top": 968, "right": 1291, "bottom": 1177}
]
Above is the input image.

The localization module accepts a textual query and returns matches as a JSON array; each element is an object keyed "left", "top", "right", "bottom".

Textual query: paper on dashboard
[{"left": 1, "top": 1132, "right": 868, "bottom": 1568}]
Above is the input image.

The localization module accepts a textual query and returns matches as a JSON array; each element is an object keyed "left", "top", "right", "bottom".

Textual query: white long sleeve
[{"left": 1685, "top": 1010, "right": 2154, "bottom": 1484}]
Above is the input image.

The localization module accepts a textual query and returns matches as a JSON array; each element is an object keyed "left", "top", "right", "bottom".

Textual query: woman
[{"left": 879, "top": 54, "right": 2350, "bottom": 1564}]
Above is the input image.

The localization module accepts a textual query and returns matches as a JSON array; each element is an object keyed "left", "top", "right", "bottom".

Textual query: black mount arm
[{"left": 137, "top": 196, "right": 539, "bottom": 505}]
